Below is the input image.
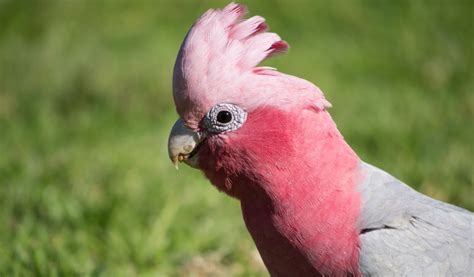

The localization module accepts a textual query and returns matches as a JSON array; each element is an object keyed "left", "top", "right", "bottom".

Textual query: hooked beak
[{"left": 168, "top": 119, "right": 204, "bottom": 169}]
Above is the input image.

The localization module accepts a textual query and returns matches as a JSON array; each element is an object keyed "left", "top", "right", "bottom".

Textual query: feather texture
[{"left": 357, "top": 163, "right": 473, "bottom": 276}]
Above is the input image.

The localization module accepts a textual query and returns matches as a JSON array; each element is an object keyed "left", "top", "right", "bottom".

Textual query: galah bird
[{"left": 167, "top": 3, "right": 473, "bottom": 276}]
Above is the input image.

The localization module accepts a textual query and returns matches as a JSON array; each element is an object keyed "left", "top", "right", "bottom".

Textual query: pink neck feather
[{"left": 199, "top": 106, "right": 362, "bottom": 276}]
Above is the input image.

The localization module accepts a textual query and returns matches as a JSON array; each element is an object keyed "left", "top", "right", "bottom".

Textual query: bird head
[{"left": 168, "top": 2, "right": 333, "bottom": 196}]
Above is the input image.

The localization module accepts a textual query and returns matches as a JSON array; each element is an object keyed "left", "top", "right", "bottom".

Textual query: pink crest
[{"left": 173, "top": 2, "right": 330, "bottom": 128}]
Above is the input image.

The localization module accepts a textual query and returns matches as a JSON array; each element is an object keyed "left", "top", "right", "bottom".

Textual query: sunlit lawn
[{"left": 0, "top": 0, "right": 472, "bottom": 275}]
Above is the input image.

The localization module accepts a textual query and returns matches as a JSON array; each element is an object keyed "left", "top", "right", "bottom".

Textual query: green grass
[{"left": 0, "top": 0, "right": 472, "bottom": 275}]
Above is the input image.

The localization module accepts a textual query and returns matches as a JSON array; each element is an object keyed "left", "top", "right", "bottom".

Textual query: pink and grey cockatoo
[{"left": 167, "top": 3, "right": 473, "bottom": 276}]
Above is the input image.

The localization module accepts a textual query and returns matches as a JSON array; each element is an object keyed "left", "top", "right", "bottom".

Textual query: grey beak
[{"left": 167, "top": 119, "right": 203, "bottom": 169}]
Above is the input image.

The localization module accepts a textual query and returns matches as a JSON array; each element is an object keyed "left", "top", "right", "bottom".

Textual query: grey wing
[{"left": 357, "top": 162, "right": 474, "bottom": 277}]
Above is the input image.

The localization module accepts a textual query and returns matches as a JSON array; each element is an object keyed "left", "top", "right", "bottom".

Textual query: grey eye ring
[{"left": 202, "top": 103, "right": 247, "bottom": 134}]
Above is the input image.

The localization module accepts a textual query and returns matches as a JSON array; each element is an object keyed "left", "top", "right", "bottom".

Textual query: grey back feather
[{"left": 357, "top": 162, "right": 473, "bottom": 276}]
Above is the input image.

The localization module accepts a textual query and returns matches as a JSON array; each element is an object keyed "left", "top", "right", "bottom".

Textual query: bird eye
[
  {"left": 202, "top": 103, "right": 247, "bottom": 134},
  {"left": 216, "top": 110, "right": 232, "bottom": 124}
]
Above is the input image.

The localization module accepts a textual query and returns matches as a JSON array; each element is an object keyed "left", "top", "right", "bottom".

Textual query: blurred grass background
[{"left": 0, "top": 0, "right": 472, "bottom": 275}]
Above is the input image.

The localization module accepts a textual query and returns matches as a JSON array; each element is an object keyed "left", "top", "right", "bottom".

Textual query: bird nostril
[{"left": 184, "top": 145, "right": 194, "bottom": 152}]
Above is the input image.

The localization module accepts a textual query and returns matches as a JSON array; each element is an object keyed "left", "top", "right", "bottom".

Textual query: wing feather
[{"left": 357, "top": 162, "right": 473, "bottom": 276}]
